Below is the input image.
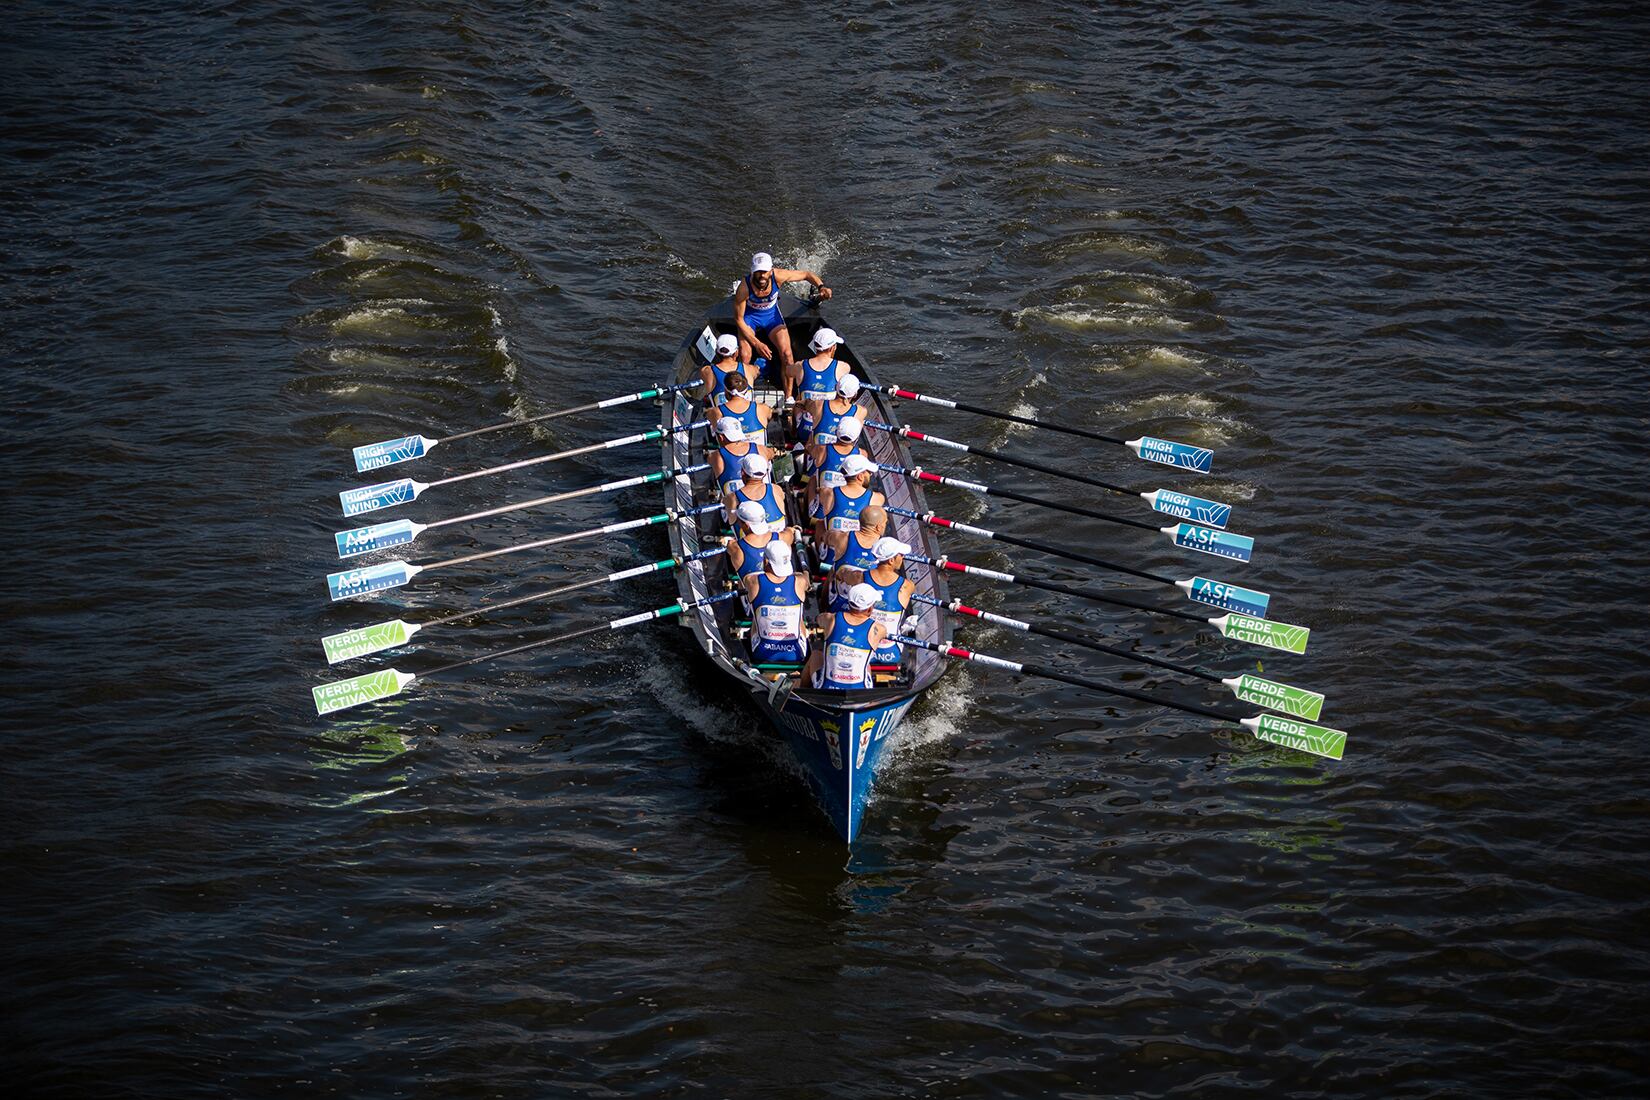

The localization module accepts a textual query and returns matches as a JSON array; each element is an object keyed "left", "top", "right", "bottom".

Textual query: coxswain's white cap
[
  {"left": 714, "top": 333, "right": 739, "bottom": 357},
  {"left": 741, "top": 453, "right": 770, "bottom": 478},
  {"left": 810, "top": 327, "right": 841, "bottom": 352},
  {"left": 841, "top": 453, "right": 875, "bottom": 477},
  {"left": 847, "top": 582, "right": 880, "bottom": 610},
  {"left": 764, "top": 540, "right": 793, "bottom": 576},
  {"left": 835, "top": 416, "right": 863, "bottom": 442},
  {"left": 750, "top": 251, "right": 773, "bottom": 273},
  {"left": 873, "top": 537, "right": 912, "bottom": 562},
  {"left": 715, "top": 416, "right": 745, "bottom": 441},
  {"left": 736, "top": 500, "right": 769, "bottom": 527},
  {"left": 837, "top": 374, "right": 861, "bottom": 398}
]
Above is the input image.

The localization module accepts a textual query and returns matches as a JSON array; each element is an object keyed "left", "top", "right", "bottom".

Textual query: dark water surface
[{"left": 5, "top": 2, "right": 1648, "bottom": 1095}]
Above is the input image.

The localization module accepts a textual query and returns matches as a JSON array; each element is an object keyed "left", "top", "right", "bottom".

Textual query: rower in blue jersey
[
  {"left": 794, "top": 327, "right": 852, "bottom": 435},
  {"left": 807, "top": 414, "right": 866, "bottom": 521},
  {"left": 846, "top": 537, "right": 914, "bottom": 667},
  {"left": 804, "top": 583, "right": 888, "bottom": 691},
  {"left": 724, "top": 452, "right": 786, "bottom": 534},
  {"left": 821, "top": 503, "right": 886, "bottom": 581},
  {"left": 726, "top": 500, "right": 798, "bottom": 579},
  {"left": 699, "top": 332, "right": 757, "bottom": 410},
  {"left": 805, "top": 372, "right": 866, "bottom": 449},
  {"left": 733, "top": 251, "right": 831, "bottom": 393},
  {"left": 711, "top": 417, "right": 773, "bottom": 497},
  {"left": 714, "top": 371, "right": 770, "bottom": 446},
  {"left": 814, "top": 454, "right": 885, "bottom": 546},
  {"left": 744, "top": 540, "right": 810, "bottom": 665}
]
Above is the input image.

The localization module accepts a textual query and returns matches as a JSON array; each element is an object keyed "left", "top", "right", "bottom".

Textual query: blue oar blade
[
  {"left": 327, "top": 560, "right": 419, "bottom": 602},
  {"left": 339, "top": 478, "right": 422, "bottom": 518},
  {"left": 1128, "top": 436, "right": 1213, "bottom": 474},
  {"left": 335, "top": 519, "right": 421, "bottom": 559},
  {"left": 1178, "top": 576, "right": 1270, "bottom": 617},
  {"left": 1168, "top": 523, "right": 1254, "bottom": 563},
  {"left": 1143, "top": 489, "right": 1232, "bottom": 529},
  {"left": 353, "top": 435, "right": 436, "bottom": 473}
]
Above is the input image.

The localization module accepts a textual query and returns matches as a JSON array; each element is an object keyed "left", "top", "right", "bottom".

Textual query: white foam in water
[
  {"left": 1013, "top": 304, "right": 1190, "bottom": 332},
  {"left": 886, "top": 667, "right": 975, "bottom": 757},
  {"left": 780, "top": 230, "right": 845, "bottom": 284},
  {"left": 1146, "top": 346, "right": 1201, "bottom": 368}
]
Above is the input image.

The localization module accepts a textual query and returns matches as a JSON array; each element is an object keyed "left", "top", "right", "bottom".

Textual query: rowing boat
[{"left": 660, "top": 293, "right": 952, "bottom": 843}]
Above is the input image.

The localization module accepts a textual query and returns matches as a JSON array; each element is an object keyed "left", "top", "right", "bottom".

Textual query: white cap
[
  {"left": 810, "top": 327, "right": 841, "bottom": 352},
  {"left": 764, "top": 540, "right": 793, "bottom": 576},
  {"left": 837, "top": 374, "right": 861, "bottom": 398},
  {"left": 714, "top": 333, "right": 739, "bottom": 357},
  {"left": 715, "top": 416, "right": 745, "bottom": 441},
  {"left": 847, "top": 582, "right": 880, "bottom": 611},
  {"left": 873, "top": 537, "right": 912, "bottom": 562},
  {"left": 750, "top": 251, "right": 773, "bottom": 273},
  {"left": 741, "top": 453, "right": 770, "bottom": 478},
  {"left": 841, "top": 453, "right": 875, "bottom": 477},
  {"left": 736, "top": 500, "right": 769, "bottom": 527},
  {"left": 835, "top": 416, "right": 863, "bottom": 442}
]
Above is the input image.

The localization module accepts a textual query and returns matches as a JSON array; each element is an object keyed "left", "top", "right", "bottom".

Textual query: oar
[
  {"left": 339, "top": 420, "right": 710, "bottom": 518},
  {"left": 313, "top": 591, "right": 737, "bottom": 716},
  {"left": 867, "top": 385, "right": 1214, "bottom": 473},
  {"left": 327, "top": 500, "right": 719, "bottom": 602},
  {"left": 912, "top": 594, "right": 1322, "bottom": 719},
  {"left": 878, "top": 463, "right": 1253, "bottom": 562},
  {"left": 906, "top": 552, "right": 1306, "bottom": 654},
  {"left": 334, "top": 462, "right": 709, "bottom": 558},
  {"left": 896, "top": 635, "right": 1345, "bottom": 760},
  {"left": 322, "top": 546, "right": 729, "bottom": 664},
  {"left": 351, "top": 380, "right": 703, "bottom": 472},
  {"left": 865, "top": 420, "right": 1229, "bottom": 526}
]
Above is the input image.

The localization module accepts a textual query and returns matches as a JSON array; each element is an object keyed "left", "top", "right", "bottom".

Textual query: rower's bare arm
[{"left": 774, "top": 268, "right": 828, "bottom": 298}]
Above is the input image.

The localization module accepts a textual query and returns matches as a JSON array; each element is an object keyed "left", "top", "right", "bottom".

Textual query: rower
[
  {"left": 715, "top": 371, "right": 771, "bottom": 446},
  {"left": 700, "top": 333, "right": 757, "bottom": 410},
  {"left": 803, "top": 582, "right": 887, "bottom": 692},
  {"left": 794, "top": 328, "right": 852, "bottom": 434},
  {"left": 745, "top": 540, "right": 810, "bottom": 666},
  {"left": 807, "top": 414, "right": 866, "bottom": 519},
  {"left": 852, "top": 537, "right": 915, "bottom": 669},
  {"left": 710, "top": 417, "right": 773, "bottom": 498},
  {"left": 726, "top": 500, "right": 797, "bottom": 579},
  {"left": 724, "top": 452, "right": 785, "bottom": 534},
  {"left": 804, "top": 372, "right": 866, "bottom": 449},
  {"left": 733, "top": 251, "right": 832, "bottom": 391},
  {"left": 822, "top": 504, "right": 887, "bottom": 582},
  {"left": 814, "top": 454, "right": 885, "bottom": 546}
]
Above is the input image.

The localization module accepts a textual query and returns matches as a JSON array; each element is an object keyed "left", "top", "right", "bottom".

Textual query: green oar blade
[
  {"left": 1241, "top": 714, "right": 1347, "bottom": 760},
  {"left": 321, "top": 620, "right": 422, "bottom": 665},
  {"left": 313, "top": 668, "right": 415, "bottom": 715},
  {"left": 1224, "top": 673, "right": 1324, "bottom": 721},
  {"left": 1215, "top": 612, "right": 1310, "bottom": 654}
]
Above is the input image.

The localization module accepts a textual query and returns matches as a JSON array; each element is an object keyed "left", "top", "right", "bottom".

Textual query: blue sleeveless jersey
[
  {"left": 810, "top": 398, "right": 856, "bottom": 445},
  {"left": 744, "top": 273, "right": 783, "bottom": 331},
  {"left": 816, "top": 613, "right": 877, "bottom": 691},
  {"left": 734, "top": 480, "right": 784, "bottom": 531},
  {"left": 733, "top": 531, "right": 771, "bottom": 578},
  {"left": 812, "top": 442, "right": 857, "bottom": 490},
  {"left": 749, "top": 571, "right": 807, "bottom": 664},
  {"left": 717, "top": 442, "right": 760, "bottom": 494},
  {"left": 829, "top": 534, "right": 881, "bottom": 608},
  {"left": 824, "top": 483, "right": 872, "bottom": 532},
  {"left": 864, "top": 572, "right": 908, "bottom": 665},
  {"left": 718, "top": 397, "right": 766, "bottom": 445},
  {"left": 799, "top": 358, "right": 840, "bottom": 403},
  {"left": 706, "top": 361, "right": 741, "bottom": 406}
]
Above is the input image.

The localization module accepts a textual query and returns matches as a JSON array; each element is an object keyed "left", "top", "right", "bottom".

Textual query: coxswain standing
[
  {"left": 745, "top": 540, "right": 810, "bottom": 666},
  {"left": 814, "top": 454, "right": 884, "bottom": 547},
  {"left": 733, "top": 252, "right": 831, "bottom": 391},
  {"left": 794, "top": 328, "right": 853, "bottom": 436},
  {"left": 700, "top": 333, "right": 757, "bottom": 410},
  {"left": 724, "top": 453, "right": 786, "bottom": 534},
  {"left": 711, "top": 417, "right": 773, "bottom": 498},
  {"left": 715, "top": 371, "right": 771, "bottom": 445},
  {"left": 726, "top": 500, "right": 797, "bottom": 579},
  {"left": 804, "top": 582, "right": 888, "bottom": 691}
]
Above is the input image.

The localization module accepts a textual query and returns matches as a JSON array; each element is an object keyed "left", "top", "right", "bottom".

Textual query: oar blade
[
  {"left": 1227, "top": 674, "right": 1324, "bottom": 721},
  {"left": 1168, "top": 523, "right": 1254, "bottom": 563},
  {"left": 1128, "top": 436, "right": 1213, "bottom": 474},
  {"left": 335, "top": 519, "right": 421, "bottom": 559},
  {"left": 321, "top": 619, "right": 420, "bottom": 664},
  {"left": 339, "top": 478, "right": 422, "bottom": 518},
  {"left": 353, "top": 435, "right": 436, "bottom": 473},
  {"left": 327, "top": 560, "right": 418, "bottom": 602},
  {"left": 1178, "top": 577, "right": 1270, "bottom": 617},
  {"left": 313, "top": 668, "right": 415, "bottom": 716},
  {"left": 1217, "top": 613, "right": 1310, "bottom": 654},
  {"left": 1144, "top": 489, "right": 1232, "bottom": 529},
  {"left": 1243, "top": 714, "right": 1346, "bottom": 760}
]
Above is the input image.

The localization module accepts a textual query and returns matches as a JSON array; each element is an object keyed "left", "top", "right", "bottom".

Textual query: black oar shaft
[
  {"left": 908, "top": 554, "right": 1204, "bottom": 623},
  {"left": 440, "top": 381, "right": 700, "bottom": 443},
  {"left": 888, "top": 465, "right": 1157, "bottom": 533},
  {"left": 890, "top": 507, "right": 1174, "bottom": 586},
  {"left": 869, "top": 421, "right": 1134, "bottom": 498},
  {"left": 876, "top": 386, "right": 1125, "bottom": 447}
]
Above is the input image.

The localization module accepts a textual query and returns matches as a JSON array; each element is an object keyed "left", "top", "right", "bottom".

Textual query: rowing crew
[{"left": 725, "top": 499, "right": 915, "bottom": 691}]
